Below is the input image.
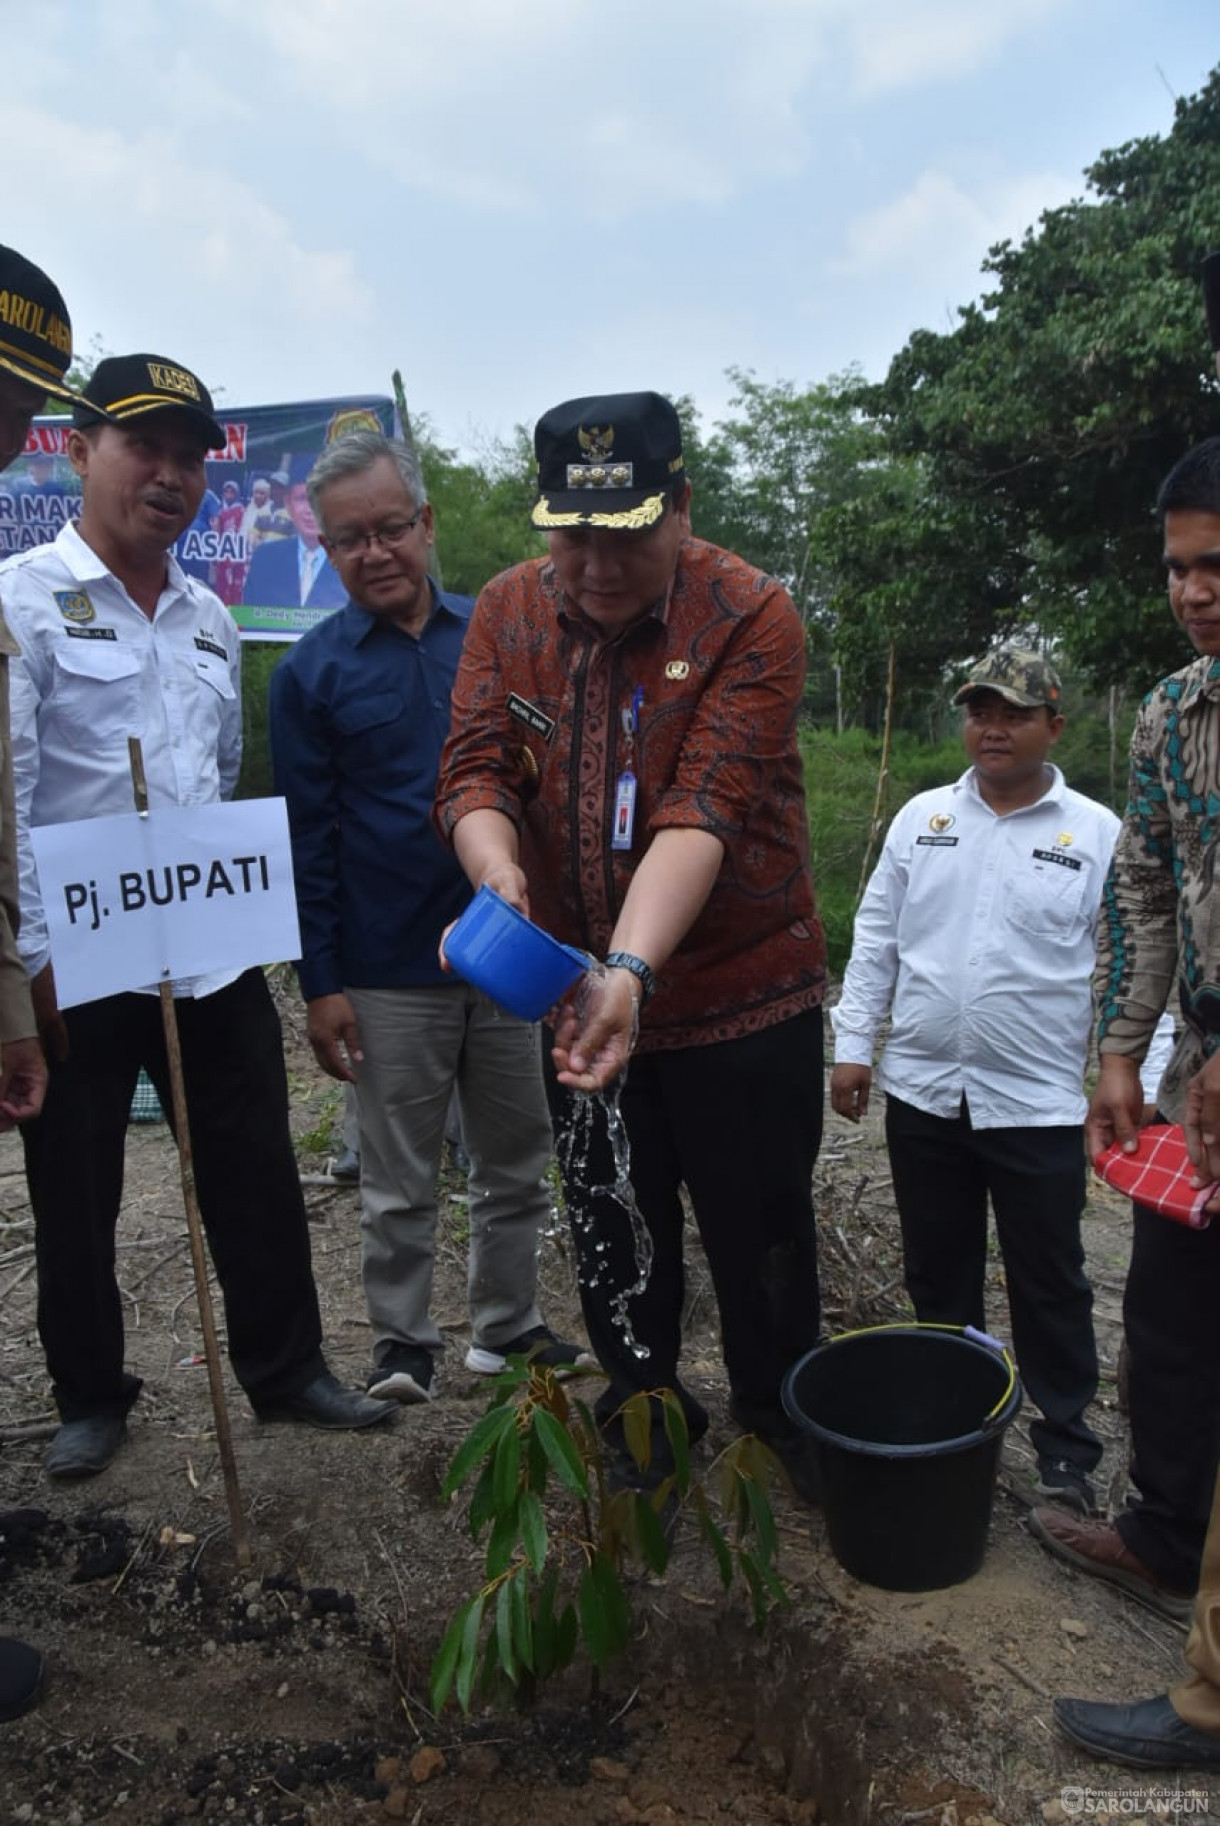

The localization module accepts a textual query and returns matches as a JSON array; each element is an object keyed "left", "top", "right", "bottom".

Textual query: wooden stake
[{"left": 127, "top": 739, "right": 251, "bottom": 1567}]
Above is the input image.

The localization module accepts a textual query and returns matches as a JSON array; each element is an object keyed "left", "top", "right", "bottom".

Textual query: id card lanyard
[{"left": 612, "top": 686, "right": 643, "bottom": 851}]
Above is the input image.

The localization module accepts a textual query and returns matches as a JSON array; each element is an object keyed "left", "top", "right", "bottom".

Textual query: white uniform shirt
[
  {"left": 1, "top": 521, "right": 243, "bottom": 993},
  {"left": 830, "top": 765, "right": 1121, "bottom": 1128}
]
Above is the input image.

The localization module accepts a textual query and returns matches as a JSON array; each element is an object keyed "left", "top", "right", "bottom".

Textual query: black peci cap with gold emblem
[{"left": 531, "top": 390, "right": 684, "bottom": 531}]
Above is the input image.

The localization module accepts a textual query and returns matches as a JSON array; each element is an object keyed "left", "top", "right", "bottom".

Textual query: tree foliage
[{"left": 859, "top": 67, "right": 1220, "bottom": 692}]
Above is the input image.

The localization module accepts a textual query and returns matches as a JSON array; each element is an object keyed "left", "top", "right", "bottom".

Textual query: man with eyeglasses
[
  {"left": 434, "top": 391, "right": 827, "bottom": 1502},
  {"left": 269, "top": 431, "right": 584, "bottom": 1405},
  {"left": 241, "top": 453, "right": 345, "bottom": 611}
]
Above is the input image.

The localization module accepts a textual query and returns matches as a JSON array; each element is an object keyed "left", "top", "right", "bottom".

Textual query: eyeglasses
[{"left": 326, "top": 507, "right": 425, "bottom": 558}]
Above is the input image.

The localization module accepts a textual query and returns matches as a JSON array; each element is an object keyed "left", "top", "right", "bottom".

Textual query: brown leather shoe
[{"left": 1028, "top": 1509, "right": 1194, "bottom": 1622}]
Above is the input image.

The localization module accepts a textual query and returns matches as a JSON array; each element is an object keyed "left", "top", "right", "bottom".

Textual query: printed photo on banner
[{"left": 0, "top": 395, "right": 398, "bottom": 641}]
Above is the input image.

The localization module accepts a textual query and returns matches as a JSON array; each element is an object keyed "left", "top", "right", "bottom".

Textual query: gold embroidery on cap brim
[{"left": 532, "top": 494, "right": 667, "bottom": 530}]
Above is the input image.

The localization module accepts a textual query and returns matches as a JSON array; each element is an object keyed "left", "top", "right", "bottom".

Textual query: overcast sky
[{"left": 8, "top": 1, "right": 1216, "bottom": 454}]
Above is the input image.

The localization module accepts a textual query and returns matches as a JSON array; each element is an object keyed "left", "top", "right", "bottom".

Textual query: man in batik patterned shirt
[
  {"left": 1032, "top": 437, "right": 1220, "bottom": 1631},
  {"left": 435, "top": 391, "right": 827, "bottom": 1501}
]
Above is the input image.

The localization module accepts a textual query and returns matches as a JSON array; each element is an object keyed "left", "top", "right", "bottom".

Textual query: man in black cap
[
  {"left": 0, "top": 351, "right": 397, "bottom": 1483},
  {"left": 435, "top": 390, "right": 827, "bottom": 1499},
  {"left": 0, "top": 241, "right": 82, "bottom": 1726}
]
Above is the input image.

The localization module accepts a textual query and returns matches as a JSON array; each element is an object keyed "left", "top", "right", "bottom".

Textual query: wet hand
[{"left": 552, "top": 969, "right": 639, "bottom": 1093}]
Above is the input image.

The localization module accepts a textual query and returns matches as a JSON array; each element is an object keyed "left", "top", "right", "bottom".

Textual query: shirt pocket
[
  {"left": 1004, "top": 856, "right": 1087, "bottom": 941},
  {"left": 51, "top": 640, "right": 143, "bottom": 743},
  {"left": 333, "top": 691, "right": 406, "bottom": 777}
]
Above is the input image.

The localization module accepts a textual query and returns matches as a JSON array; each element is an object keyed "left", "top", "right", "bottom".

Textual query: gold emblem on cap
[
  {"left": 577, "top": 424, "right": 614, "bottom": 461},
  {"left": 929, "top": 812, "right": 955, "bottom": 833},
  {"left": 664, "top": 659, "right": 690, "bottom": 681},
  {"left": 1057, "top": 832, "right": 1074, "bottom": 847}
]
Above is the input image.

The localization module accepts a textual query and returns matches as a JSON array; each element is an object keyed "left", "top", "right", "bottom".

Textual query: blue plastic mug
[{"left": 443, "top": 886, "right": 590, "bottom": 1020}]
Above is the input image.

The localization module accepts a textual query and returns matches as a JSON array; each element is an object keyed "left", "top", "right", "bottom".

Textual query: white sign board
[{"left": 31, "top": 798, "right": 301, "bottom": 1009}]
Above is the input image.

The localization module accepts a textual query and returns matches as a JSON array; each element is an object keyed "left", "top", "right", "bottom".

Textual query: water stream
[{"left": 557, "top": 1080, "right": 654, "bottom": 1360}]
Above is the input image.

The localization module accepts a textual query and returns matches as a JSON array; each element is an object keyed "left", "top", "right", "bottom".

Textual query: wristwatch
[{"left": 604, "top": 951, "right": 657, "bottom": 1004}]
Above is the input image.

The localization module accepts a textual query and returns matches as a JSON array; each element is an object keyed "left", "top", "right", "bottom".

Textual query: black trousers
[
  {"left": 1118, "top": 1198, "right": 1220, "bottom": 1589},
  {"left": 23, "top": 969, "right": 325, "bottom": 1422},
  {"left": 884, "top": 1093, "right": 1100, "bottom": 1470},
  {"left": 547, "top": 1009, "right": 824, "bottom": 1452}
]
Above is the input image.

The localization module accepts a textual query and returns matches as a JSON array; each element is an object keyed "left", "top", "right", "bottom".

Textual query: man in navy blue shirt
[{"left": 270, "top": 432, "right": 582, "bottom": 1402}]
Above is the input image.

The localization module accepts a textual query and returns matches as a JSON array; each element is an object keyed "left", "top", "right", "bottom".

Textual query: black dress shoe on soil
[
  {"left": 1053, "top": 1694, "right": 1220, "bottom": 1769},
  {"left": 253, "top": 1371, "right": 396, "bottom": 1431},
  {"left": 44, "top": 1414, "right": 127, "bottom": 1479},
  {"left": 0, "top": 1637, "right": 44, "bottom": 1722}
]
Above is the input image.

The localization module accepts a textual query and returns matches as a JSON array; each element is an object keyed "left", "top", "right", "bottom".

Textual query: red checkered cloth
[{"left": 1093, "top": 1124, "right": 1216, "bottom": 1229}]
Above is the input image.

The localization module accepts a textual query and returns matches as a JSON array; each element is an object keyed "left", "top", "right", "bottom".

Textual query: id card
[{"left": 612, "top": 770, "right": 637, "bottom": 850}]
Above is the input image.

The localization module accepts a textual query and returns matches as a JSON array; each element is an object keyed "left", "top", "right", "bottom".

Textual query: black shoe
[
  {"left": 44, "top": 1414, "right": 127, "bottom": 1479},
  {"left": 1034, "top": 1456, "right": 1096, "bottom": 1516},
  {"left": 1053, "top": 1693, "right": 1220, "bottom": 1770},
  {"left": 253, "top": 1370, "right": 396, "bottom": 1430},
  {"left": 464, "top": 1324, "right": 592, "bottom": 1377},
  {"left": 366, "top": 1345, "right": 435, "bottom": 1405},
  {"left": 0, "top": 1638, "right": 44, "bottom": 1722},
  {"left": 329, "top": 1147, "right": 360, "bottom": 1183}
]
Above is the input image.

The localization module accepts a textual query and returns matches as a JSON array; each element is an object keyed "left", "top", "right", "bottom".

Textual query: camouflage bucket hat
[{"left": 953, "top": 645, "right": 1062, "bottom": 710}]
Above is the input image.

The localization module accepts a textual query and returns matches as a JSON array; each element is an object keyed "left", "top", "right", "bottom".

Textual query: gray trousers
[{"left": 347, "top": 982, "right": 553, "bottom": 1358}]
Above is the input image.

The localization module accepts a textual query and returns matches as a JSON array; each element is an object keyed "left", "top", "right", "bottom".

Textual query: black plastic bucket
[{"left": 781, "top": 1324, "right": 1022, "bottom": 1591}]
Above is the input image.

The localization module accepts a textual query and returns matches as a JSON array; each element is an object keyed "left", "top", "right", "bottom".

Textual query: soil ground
[{"left": 0, "top": 978, "right": 1215, "bottom": 1825}]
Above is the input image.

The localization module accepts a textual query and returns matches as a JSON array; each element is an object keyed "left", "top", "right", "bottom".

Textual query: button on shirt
[
  {"left": 830, "top": 766, "right": 1120, "bottom": 1127},
  {"left": 1, "top": 521, "right": 243, "bottom": 991},
  {"left": 268, "top": 585, "right": 474, "bottom": 999}
]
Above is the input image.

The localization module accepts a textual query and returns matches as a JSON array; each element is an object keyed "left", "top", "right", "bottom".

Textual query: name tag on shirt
[
  {"left": 194, "top": 636, "right": 227, "bottom": 661},
  {"left": 1031, "top": 847, "right": 1082, "bottom": 872},
  {"left": 507, "top": 693, "right": 555, "bottom": 742},
  {"left": 66, "top": 626, "right": 117, "bottom": 641},
  {"left": 916, "top": 834, "right": 958, "bottom": 847}
]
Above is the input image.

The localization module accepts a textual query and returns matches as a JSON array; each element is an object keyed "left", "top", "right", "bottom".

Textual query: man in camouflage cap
[{"left": 829, "top": 643, "right": 1162, "bottom": 1520}]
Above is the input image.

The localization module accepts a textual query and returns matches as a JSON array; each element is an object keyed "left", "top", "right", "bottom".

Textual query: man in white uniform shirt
[
  {"left": 830, "top": 647, "right": 1131, "bottom": 1517},
  {"left": 1, "top": 354, "right": 396, "bottom": 1480}
]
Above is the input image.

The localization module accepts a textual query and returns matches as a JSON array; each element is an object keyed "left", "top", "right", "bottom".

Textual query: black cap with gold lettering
[
  {"left": 73, "top": 353, "right": 225, "bottom": 449},
  {"left": 0, "top": 243, "right": 81, "bottom": 406}
]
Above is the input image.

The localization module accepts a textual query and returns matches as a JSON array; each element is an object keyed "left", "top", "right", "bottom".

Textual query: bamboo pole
[
  {"left": 856, "top": 640, "right": 897, "bottom": 903},
  {"left": 127, "top": 739, "right": 251, "bottom": 1567},
  {"left": 391, "top": 368, "right": 443, "bottom": 587}
]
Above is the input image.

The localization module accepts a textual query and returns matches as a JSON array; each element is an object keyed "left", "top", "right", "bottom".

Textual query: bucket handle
[{"left": 829, "top": 1320, "right": 1017, "bottom": 1428}]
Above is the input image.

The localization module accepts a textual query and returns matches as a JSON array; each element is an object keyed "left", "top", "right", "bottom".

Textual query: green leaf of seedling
[
  {"left": 511, "top": 1566, "right": 534, "bottom": 1673},
  {"left": 485, "top": 1496, "right": 520, "bottom": 1580},
  {"left": 742, "top": 1474, "right": 779, "bottom": 1565},
  {"left": 454, "top": 1592, "right": 487, "bottom": 1712},
  {"left": 578, "top": 1560, "right": 611, "bottom": 1667},
  {"left": 518, "top": 1488, "right": 548, "bottom": 1572},
  {"left": 660, "top": 1391, "right": 690, "bottom": 1489},
  {"left": 495, "top": 1575, "right": 517, "bottom": 1684},
  {"left": 429, "top": 1597, "right": 473, "bottom": 1714},
  {"left": 533, "top": 1566, "right": 558, "bottom": 1679},
  {"left": 632, "top": 1490, "right": 672, "bottom": 1575},
  {"left": 593, "top": 1550, "right": 631, "bottom": 1655},
  {"left": 738, "top": 1550, "right": 769, "bottom": 1632},
  {"left": 493, "top": 1414, "right": 522, "bottom": 1511},
  {"left": 526, "top": 1426, "right": 548, "bottom": 1495},
  {"left": 442, "top": 1403, "right": 517, "bottom": 1499},
  {"left": 621, "top": 1392, "right": 652, "bottom": 1470},
  {"left": 694, "top": 1490, "right": 733, "bottom": 1589},
  {"left": 468, "top": 1457, "right": 498, "bottom": 1540},
  {"left": 533, "top": 1407, "right": 589, "bottom": 1497}
]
